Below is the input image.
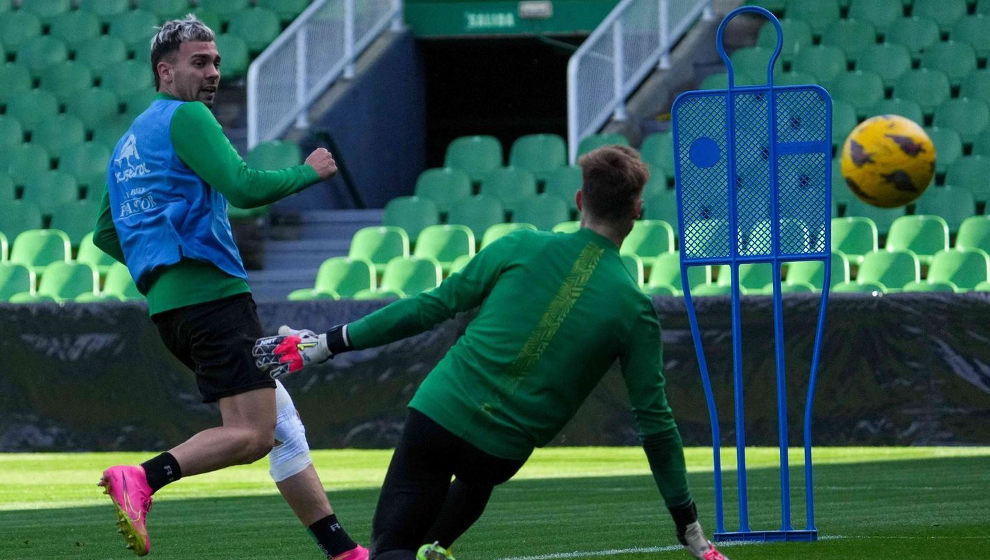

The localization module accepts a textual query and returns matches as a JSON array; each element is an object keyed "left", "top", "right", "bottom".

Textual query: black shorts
[{"left": 152, "top": 292, "right": 276, "bottom": 403}]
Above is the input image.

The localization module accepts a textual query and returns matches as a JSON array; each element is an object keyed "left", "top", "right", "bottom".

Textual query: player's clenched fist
[{"left": 305, "top": 147, "right": 338, "bottom": 179}]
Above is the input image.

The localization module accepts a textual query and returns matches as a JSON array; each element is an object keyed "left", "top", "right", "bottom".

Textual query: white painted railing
[
  {"left": 247, "top": 0, "right": 403, "bottom": 149},
  {"left": 566, "top": 0, "right": 715, "bottom": 163}
]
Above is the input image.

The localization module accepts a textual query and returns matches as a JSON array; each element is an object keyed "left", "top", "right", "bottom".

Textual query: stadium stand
[
  {"left": 446, "top": 195, "right": 506, "bottom": 243},
  {"left": 8, "top": 229, "right": 71, "bottom": 276},
  {"left": 885, "top": 215, "right": 950, "bottom": 267},
  {"left": 76, "top": 232, "right": 116, "bottom": 277},
  {"left": 926, "top": 248, "right": 990, "bottom": 291},
  {"left": 374, "top": 255, "right": 443, "bottom": 298},
  {"left": 347, "top": 226, "right": 409, "bottom": 277},
  {"left": 508, "top": 133, "right": 567, "bottom": 184},
  {"left": 413, "top": 224, "right": 475, "bottom": 274},
  {"left": 444, "top": 135, "right": 503, "bottom": 184},
  {"left": 382, "top": 196, "right": 440, "bottom": 243},
  {"left": 478, "top": 166, "right": 538, "bottom": 217},
  {"left": 414, "top": 167, "right": 473, "bottom": 216},
  {"left": 0, "top": 262, "right": 34, "bottom": 302},
  {"left": 102, "top": 261, "right": 142, "bottom": 301},
  {"left": 856, "top": 249, "right": 921, "bottom": 293},
  {"left": 287, "top": 256, "right": 376, "bottom": 301},
  {"left": 479, "top": 222, "right": 536, "bottom": 249}
]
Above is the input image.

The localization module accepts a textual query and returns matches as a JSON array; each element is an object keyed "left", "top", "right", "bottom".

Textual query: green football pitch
[{"left": 1, "top": 447, "right": 987, "bottom": 559}]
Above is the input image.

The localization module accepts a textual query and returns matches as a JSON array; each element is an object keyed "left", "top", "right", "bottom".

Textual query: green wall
[{"left": 404, "top": 0, "right": 621, "bottom": 37}]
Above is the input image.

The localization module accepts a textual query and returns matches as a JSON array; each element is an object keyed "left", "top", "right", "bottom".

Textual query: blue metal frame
[{"left": 671, "top": 5, "right": 831, "bottom": 543}]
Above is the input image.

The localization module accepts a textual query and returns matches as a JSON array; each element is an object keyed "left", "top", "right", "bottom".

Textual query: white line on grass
[{"left": 496, "top": 536, "right": 848, "bottom": 560}]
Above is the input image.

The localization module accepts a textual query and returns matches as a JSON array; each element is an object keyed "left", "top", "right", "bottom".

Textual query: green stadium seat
[
  {"left": 100, "top": 60, "right": 155, "bottom": 99},
  {"left": 856, "top": 249, "right": 920, "bottom": 292},
  {"left": 446, "top": 195, "right": 507, "bottom": 241},
  {"left": 47, "top": 9, "right": 101, "bottom": 49},
  {"left": 699, "top": 72, "right": 737, "bottom": 90},
  {"left": 7, "top": 292, "right": 58, "bottom": 303},
  {"left": 76, "top": 232, "right": 116, "bottom": 277},
  {"left": 912, "top": 0, "right": 967, "bottom": 32},
  {"left": 955, "top": 215, "right": 990, "bottom": 253},
  {"left": 4, "top": 90, "right": 59, "bottom": 133},
  {"left": 820, "top": 19, "right": 877, "bottom": 66},
  {"left": 831, "top": 216, "right": 878, "bottom": 266},
  {"left": 352, "top": 288, "right": 402, "bottom": 301},
  {"left": 912, "top": 186, "right": 975, "bottom": 234},
  {"left": 377, "top": 255, "right": 442, "bottom": 298},
  {"left": 885, "top": 215, "right": 949, "bottom": 266},
  {"left": 34, "top": 260, "right": 98, "bottom": 301},
  {"left": 413, "top": 224, "right": 475, "bottom": 274},
  {"left": 642, "top": 165, "right": 669, "bottom": 200},
  {"left": 135, "top": 0, "right": 195, "bottom": 19},
  {"left": 542, "top": 165, "right": 581, "bottom": 215},
  {"left": 792, "top": 45, "right": 847, "bottom": 87},
  {"left": 478, "top": 166, "right": 537, "bottom": 216},
  {"left": 246, "top": 140, "right": 302, "bottom": 169},
  {"left": 870, "top": 98, "right": 923, "bottom": 125},
  {"left": 757, "top": 18, "right": 813, "bottom": 63},
  {"left": 288, "top": 256, "right": 376, "bottom": 300},
  {"left": 122, "top": 89, "right": 159, "bottom": 121},
  {"left": 347, "top": 226, "right": 410, "bottom": 276},
  {"left": 0, "top": 64, "right": 32, "bottom": 104},
  {"left": 0, "top": 116, "right": 24, "bottom": 149},
  {"left": 448, "top": 253, "right": 472, "bottom": 275},
  {"left": 0, "top": 201, "right": 44, "bottom": 242},
  {"left": 830, "top": 71, "right": 885, "bottom": 119},
  {"left": 0, "top": 10, "right": 42, "bottom": 51},
  {"left": 884, "top": 17, "right": 939, "bottom": 62},
  {"left": 643, "top": 188, "right": 679, "bottom": 230},
  {"left": 773, "top": 71, "right": 818, "bottom": 88},
  {"left": 31, "top": 114, "right": 86, "bottom": 162},
  {"left": 925, "top": 126, "right": 963, "bottom": 177},
  {"left": 214, "top": 34, "right": 250, "bottom": 79},
  {"left": 786, "top": 251, "right": 850, "bottom": 290},
  {"left": 551, "top": 221, "right": 580, "bottom": 234},
  {"left": 893, "top": 69, "right": 951, "bottom": 117},
  {"left": 444, "top": 135, "right": 503, "bottom": 184},
  {"left": 16, "top": 36, "right": 69, "bottom": 78},
  {"left": 0, "top": 262, "right": 35, "bottom": 301},
  {"left": 512, "top": 194, "right": 571, "bottom": 231},
  {"left": 856, "top": 43, "right": 911, "bottom": 88},
  {"left": 842, "top": 198, "right": 905, "bottom": 236},
  {"left": 645, "top": 252, "right": 708, "bottom": 295},
  {"left": 58, "top": 143, "right": 111, "bottom": 187},
  {"left": 255, "top": 0, "right": 310, "bottom": 22},
  {"left": 480, "top": 222, "right": 536, "bottom": 249},
  {"left": 40, "top": 61, "right": 96, "bottom": 104},
  {"left": 74, "top": 36, "right": 129, "bottom": 79},
  {"left": 78, "top": 0, "right": 130, "bottom": 18},
  {"left": 714, "top": 262, "right": 774, "bottom": 294},
  {"left": 932, "top": 97, "right": 990, "bottom": 147},
  {"left": 189, "top": 9, "right": 223, "bottom": 33},
  {"left": 21, "top": 172, "right": 79, "bottom": 215},
  {"left": 90, "top": 114, "right": 133, "bottom": 154},
  {"left": 620, "top": 219, "right": 674, "bottom": 260},
  {"left": 107, "top": 10, "right": 160, "bottom": 55},
  {"left": 508, "top": 133, "right": 567, "bottom": 183},
  {"left": 902, "top": 279, "right": 958, "bottom": 292},
  {"left": 745, "top": 0, "right": 786, "bottom": 17},
  {"left": 927, "top": 248, "right": 990, "bottom": 291},
  {"left": 9, "top": 228, "right": 71, "bottom": 275},
  {"left": 960, "top": 71, "right": 990, "bottom": 112},
  {"left": 382, "top": 196, "right": 439, "bottom": 243},
  {"left": 946, "top": 156, "right": 990, "bottom": 205},
  {"left": 920, "top": 41, "right": 977, "bottom": 87},
  {"left": 728, "top": 46, "right": 777, "bottom": 86},
  {"left": 0, "top": 175, "right": 14, "bottom": 204},
  {"left": 198, "top": 0, "right": 251, "bottom": 19},
  {"left": 0, "top": 232, "right": 7, "bottom": 261},
  {"left": 103, "top": 261, "right": 142, "bottom": 300},
  {"left": 228, "top": 7, "right": 282, "bottom": 55},
  {"left": 2, "top": 144, "right": 52, "bottom": 188},
  {"left": 744, "top": 218, "right": 812, "bottom": 255},
  {"left": 49, "top": 200, "right": 102, "bottom": 246},
  {"left": 640, "top": 132, "right": 675, "bottom": 179},
  {"left": 950, "top": 15, "right": 990, "bottom": 60},
  {"left": 620, "top": 253, "right": 645, "bottom": 287},
  {"left": 576, "top": 132, "right": 630, "bottom": 158},
  {"left": 784, "top": 0, "right": 840, "bottom": 35},
  {"left": 414, "top": 167, "right": 472, "bottom": 215},
  {"left": 847, "top": 0, "right": 900, "bottom": 35}
]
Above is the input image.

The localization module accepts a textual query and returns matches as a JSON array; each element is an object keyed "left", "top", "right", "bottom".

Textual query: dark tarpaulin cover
[{"left": 0, "top": 293, "right": 988, "bottom": 451}]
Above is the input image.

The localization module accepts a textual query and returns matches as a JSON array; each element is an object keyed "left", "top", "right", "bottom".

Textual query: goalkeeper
[
  {"left": 255, "top": 145, "right": 728, "bottom": 560},
  {"left": 93, "top": 15, "right": 366, "bottom": 560}
]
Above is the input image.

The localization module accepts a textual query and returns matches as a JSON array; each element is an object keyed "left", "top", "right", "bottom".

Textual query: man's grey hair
[{"left": 150, "top": 14, "right": 216, "bottom": 89}]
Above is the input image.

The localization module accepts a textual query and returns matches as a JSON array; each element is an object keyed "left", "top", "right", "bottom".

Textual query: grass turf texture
[{"left": 0, "top": 447, "right": 987, "bottom": 559}]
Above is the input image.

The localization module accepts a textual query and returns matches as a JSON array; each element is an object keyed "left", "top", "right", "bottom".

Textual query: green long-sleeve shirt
[
  {"left": 348, "top": 227, "right": 691, "bottom": 508},
  {"left": 93, "top": 94, "right": 321, "bottom": 315}
]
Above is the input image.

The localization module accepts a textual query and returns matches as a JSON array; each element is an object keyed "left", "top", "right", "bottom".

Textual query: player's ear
[
  {"left": 575, "top": 190, "right": 583, "bottom": 212},
  {"left": 634, "top": 197, "right": 643, "bottom": 219},
  {"left": 156, "top": 61, "right": 172, "bottom": 86}
]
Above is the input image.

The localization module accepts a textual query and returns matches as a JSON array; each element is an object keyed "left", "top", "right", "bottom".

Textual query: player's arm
[
  {"left": 92, "top": 188, "right": 126, "bottom": 263},
  {"left": 254, "top": 234, "right": 518, "bottom": 378},
  {"left": 620, "top": 303, "right": 725, "bottom": 559},
  {"left": 170, "top": 102, "right": 333, "bottom": 208}
]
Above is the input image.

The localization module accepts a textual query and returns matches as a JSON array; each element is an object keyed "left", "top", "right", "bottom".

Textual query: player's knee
[
  {"left": 269, "top": 388, "right": 312, "bottom": 481},
  {"left": 242, "top": 429, "right": 275, "bottom": 464}
]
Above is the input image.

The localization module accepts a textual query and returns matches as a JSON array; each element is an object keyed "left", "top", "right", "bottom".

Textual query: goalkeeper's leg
[{"left": 272, "top": 381, "right": 367, "bottom": 560}]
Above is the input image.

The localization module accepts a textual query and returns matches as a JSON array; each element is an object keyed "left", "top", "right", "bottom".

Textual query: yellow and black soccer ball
[{"left": 839, "top": 114, "right": 936, "bottom": 208}]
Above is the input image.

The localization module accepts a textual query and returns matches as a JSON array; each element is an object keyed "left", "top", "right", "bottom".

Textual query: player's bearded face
[{"left": 166, "top": 40, "right": 221, "bottom": 107}]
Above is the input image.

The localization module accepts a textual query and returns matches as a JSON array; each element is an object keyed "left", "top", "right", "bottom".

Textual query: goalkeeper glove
[{"left": 253, "top": 324, "right": 349, "bottom": 379}]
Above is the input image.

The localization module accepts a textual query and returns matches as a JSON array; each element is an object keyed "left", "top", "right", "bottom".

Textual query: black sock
[
  {"left": 308, "top": 514, "right": 358, "bottom": 558},
  {"left": 141, "top": 452, "right": 182, "bottom": 493}
]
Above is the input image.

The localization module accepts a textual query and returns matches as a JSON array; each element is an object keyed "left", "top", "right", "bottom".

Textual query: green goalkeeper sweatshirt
[
  {"left": 347, "top": 227, "right": 692, "bottom": 509},
  {"left": 93, "top": 93, "right": 320, "bottom": 315}
]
